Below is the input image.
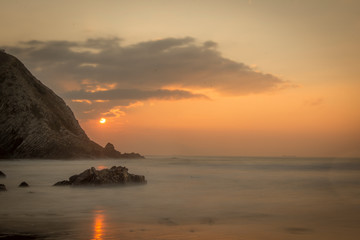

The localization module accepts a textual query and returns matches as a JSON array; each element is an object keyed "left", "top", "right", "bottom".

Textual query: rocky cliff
[{"left": 0, "top": 51, "right": 143, "bottom": 159}]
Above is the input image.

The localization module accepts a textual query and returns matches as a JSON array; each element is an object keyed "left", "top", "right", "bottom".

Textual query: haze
[{"left": 1, "top": 0, "right": 359, "bottom": 157}]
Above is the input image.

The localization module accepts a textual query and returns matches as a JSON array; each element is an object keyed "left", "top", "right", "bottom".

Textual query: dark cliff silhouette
[{"left": 0, "top": 51, "right": 143, "bottom": 159}]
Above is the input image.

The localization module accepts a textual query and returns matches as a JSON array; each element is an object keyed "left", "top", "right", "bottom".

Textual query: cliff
[{"left": 0, "top": 51, "right": 143, "bottom": 159}]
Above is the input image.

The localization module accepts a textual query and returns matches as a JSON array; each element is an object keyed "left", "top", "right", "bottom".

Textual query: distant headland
[{"left": 0, "top": 51, "right": 144, "bottom": 159}]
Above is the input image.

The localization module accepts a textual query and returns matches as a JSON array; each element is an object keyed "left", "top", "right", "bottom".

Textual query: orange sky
[{"left": 1, "top": 0, "right": 359, "bottom": 157}]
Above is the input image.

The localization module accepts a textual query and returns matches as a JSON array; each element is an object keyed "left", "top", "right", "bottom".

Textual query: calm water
[{"left": 0, "top": 156, "right": 360, "bottom": 240}]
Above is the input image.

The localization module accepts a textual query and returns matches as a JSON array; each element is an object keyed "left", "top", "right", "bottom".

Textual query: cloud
[
  {"left": 65, "top": 88, "right": 208, "bottom": 101},
  {"left": 2, "top": 37, "right": 292, "bottom": 119}
]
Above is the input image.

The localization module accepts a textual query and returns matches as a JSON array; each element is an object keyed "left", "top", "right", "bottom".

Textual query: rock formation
[
  {"left": 54, "top": 166, "right": 147, "bottom": 186},
  {"left": 0, "top": 184, "right": 6, "bottom": 191},
  {"left": 18, "top": 181, "right": 29, "bottom": 187},
  {"left": 0, "top": 171, "right": 6, "bottom": 178},
  {"left": 103, "top": 143, "right": 144, "bottom": 159},
  {"left": 103, "top": 143, "right": 122, "bottom": 158},
  {"left": 0, "top": 51, "right": 143, "bottom": 159}
]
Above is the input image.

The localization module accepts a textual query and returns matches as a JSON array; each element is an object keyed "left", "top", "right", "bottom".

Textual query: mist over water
[{"left": 1, "top": 156, "right": 360, "bottom": 239}]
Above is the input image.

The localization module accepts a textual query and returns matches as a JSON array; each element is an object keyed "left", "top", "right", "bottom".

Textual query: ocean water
[{"left": 0, "top": 156, "right": 360, "bottom": 240}]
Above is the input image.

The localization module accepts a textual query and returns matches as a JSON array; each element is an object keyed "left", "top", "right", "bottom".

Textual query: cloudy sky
[{"left": 1, "top": 0, "right": 359, "bottom": 157}]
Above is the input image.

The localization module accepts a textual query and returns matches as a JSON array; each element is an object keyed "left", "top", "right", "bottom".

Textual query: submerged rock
[
  {"left": 0, "top": 170, "right": 5, "bottom": 178},
  {"left": 19, "top": 181, "right": 29, "bottom": 187},
  {"left": 0, "top": 184, "right": 6, "bottom": 191},
  {"left": 53, "top": 166, "right": 147, "bottom": 186}
]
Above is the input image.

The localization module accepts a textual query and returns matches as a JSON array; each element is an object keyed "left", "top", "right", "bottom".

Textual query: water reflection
[{"left": 92, "top": 210, "right": 105, "bottom": 240}]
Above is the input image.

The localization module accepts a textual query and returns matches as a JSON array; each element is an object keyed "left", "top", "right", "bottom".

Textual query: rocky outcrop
[
  {"left": 120, "top": 152, "right": 145, "bottom": 159},
  {"left": 103, "top": 143, "right": 122, "bottom": 158},
  {"left": 0, "top": 51, "right": 144, "bottom": 159},
  {"left": 0, "top": 184, "right": 6, "bottom": 191},
  {"left": 103, "top": 143, "right": 144, "bottom": 159},
  {"left": 19, "top": 181, "right": 29, "bottom": 187},
  {"left": 0, "top": 171, "right": 5, "bottom": 178},
  {"left": 54, "top": 166, "right": 146, "bottom": 186}
]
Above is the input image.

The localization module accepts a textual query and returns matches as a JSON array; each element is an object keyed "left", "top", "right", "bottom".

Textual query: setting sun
[{"left": 99, "top": 118, "right": 106, "bottom": 124}]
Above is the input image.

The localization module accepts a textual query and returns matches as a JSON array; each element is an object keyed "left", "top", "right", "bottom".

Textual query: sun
[{"left": 99, "top": 118, "right": 106, "bottom": 124}]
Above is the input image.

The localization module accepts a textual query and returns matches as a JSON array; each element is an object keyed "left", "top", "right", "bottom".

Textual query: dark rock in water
[
  {"left": 0, "top": 183, "right": 6, "bottom": 191},
  {"left": 53, "top": 166, "right": 147, "bottom": 186},
  {"left": 0, "top": 170, "right": 6, "bottom": 178},
  {"left": 19, "top": 181, "right": 29, "bottom": 187},
  {"left": 0, "top": 51, "right": 144, "bottom": 159},
  {"left": 53, "top": 180, "right": 72, "bottom": 186},
  {"left": 120, "top": 152, "right": 145, "bottom": 159}
]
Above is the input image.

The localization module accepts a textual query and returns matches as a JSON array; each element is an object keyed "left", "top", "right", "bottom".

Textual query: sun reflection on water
[{"left": 92, "top": 210, "right": 105, "bottom": 240}]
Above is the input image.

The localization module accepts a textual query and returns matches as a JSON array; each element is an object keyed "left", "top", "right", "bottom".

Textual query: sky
[{"left": 1, "top": 0, "right": 359, "bottom": 157}]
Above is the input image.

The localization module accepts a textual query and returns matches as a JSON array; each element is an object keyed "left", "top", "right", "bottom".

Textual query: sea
[{"left": 0, "top": 156, "right": 360, "bottom": 240}]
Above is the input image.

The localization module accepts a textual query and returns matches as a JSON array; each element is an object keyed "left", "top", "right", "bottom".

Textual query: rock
[
  {"left": 103, "top": 143, "right": 144, "bottom": 159},
  {"left": 19, "top": 181, "right": 29, "bottom": 187},
  {"left": 103, "top": 143, "right": 122, "bottom": 158},
  {"left": 0, "top": 170, "right": 5, "bottom": 178},
  {"left": 0, "top": 184, "right": 6, "bottom": 191},
  {"left": 53, "top": 180, "right": 71, "bottom": 186},
  {"left": 0, "top": 51, "right": 144, "bottom": 159},
  {"left": 54, "top": 166, "right": 147, "bottom": 186},
  {"left": 121, "top": 152, "right": 145, "bottom": 159}
]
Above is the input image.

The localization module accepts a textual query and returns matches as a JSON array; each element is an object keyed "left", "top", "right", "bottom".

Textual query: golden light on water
[
  {"left": 99, "top": 118, "right": 106, "bottom": 124},
  {"left": 92, "top": 210, "right": 105, "bottom": 240}
]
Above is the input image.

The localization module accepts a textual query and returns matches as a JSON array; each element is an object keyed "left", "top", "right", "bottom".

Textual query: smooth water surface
[{"left": 1, "top": 156, "right": 360, "bottom": 239}]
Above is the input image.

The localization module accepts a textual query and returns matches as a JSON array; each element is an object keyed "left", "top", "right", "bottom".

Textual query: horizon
[{"left": 1, "top": 0, "right": 359, "bottom": 158}]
